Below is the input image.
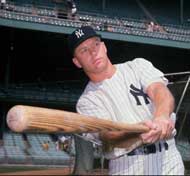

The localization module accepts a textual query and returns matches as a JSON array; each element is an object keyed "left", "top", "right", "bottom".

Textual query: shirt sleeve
[
  {"left": 132, "top": 58, "right": 168, "bottom": 91},
  {"left": 77, "top": 95, "right": 111, "bottom": 120},
  {"left": 76, "top": 95, "right": 111, "bottom": 144}
]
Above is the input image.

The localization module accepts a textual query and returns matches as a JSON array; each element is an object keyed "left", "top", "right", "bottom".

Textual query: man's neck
[{"left": 88, "top": 64, "right": 116, "bottom": 83}]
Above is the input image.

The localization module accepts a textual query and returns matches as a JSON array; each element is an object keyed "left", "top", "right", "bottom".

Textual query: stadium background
[{"left": 0, "top": 0, "right": 190, "bottom": 174}]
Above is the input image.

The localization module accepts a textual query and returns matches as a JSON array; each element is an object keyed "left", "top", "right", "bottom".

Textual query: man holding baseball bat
[{"left": 68, "top": 26, "right": 184, "bottom": 175}]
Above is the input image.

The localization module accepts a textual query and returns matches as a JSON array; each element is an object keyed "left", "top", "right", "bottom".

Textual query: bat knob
[{"left": 6, "top": 105, "right": 28, "bottom": 132}]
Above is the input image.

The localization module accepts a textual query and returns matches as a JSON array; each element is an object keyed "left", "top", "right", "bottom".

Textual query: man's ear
[
  {"left": 72, "top": 57, "right": 82, "bottom": 68},
  {"left": 102, "top": 42, "right": 107, "bottom": 53}
]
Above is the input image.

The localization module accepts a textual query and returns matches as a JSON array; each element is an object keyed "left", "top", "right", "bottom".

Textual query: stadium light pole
[
  {"left": 180, "top": 0, "right": 184, "bottom": 25},
  {"left": 102, "top": 0, "right": 106, "bottom": 12}
]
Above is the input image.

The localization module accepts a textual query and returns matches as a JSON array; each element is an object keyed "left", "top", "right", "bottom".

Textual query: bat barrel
[
  {"left": 6, "top": 105, "right": 149, "bottom": 134},
  {"left": 7, "top": 105, "right": 28, "bottom": 132}
]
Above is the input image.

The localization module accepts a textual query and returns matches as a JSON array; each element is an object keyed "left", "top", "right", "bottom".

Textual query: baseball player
[{"left": 68, "top": 26, "right": 184, "bottom": 175}]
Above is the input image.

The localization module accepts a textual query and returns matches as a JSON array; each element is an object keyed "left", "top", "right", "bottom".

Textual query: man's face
[{"left": 73, "top": 37, "right": 108, "bottom": 74}]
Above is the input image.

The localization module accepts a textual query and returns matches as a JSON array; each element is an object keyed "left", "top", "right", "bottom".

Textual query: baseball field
[{"left": 0, "top": 165, "right": 108, "bottom": 175}]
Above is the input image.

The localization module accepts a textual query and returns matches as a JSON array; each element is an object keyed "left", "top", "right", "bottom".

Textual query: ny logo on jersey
[
  {"left": 75, "top": 29, "right": 84, "bottom": 38},
  {"left": 129, "top": 84, "right": 150, "bottom": 105}
]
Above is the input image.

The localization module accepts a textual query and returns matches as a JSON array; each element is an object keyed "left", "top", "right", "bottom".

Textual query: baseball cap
[{"left": 68, "top": 26, "right": 101, "bottom": 55}]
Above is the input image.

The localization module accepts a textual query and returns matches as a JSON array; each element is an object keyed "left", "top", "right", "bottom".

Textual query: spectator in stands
[
  {"left": 31, "top": 1, "right": 37, "bottom": 15},
  {"left": 154, "top": 24, "right": 166, "bottom": 33},
  {"left": 146, "top": 21, "right": 166, "bottom": 33},
  {"left": 42, "top": 141, "right": 49, "bottom": 151},
  {"left": 67, "top": 26, "right": 184, "bottom": 175},
  {"left": 58, "top": 135, "right": 71, "bottom": 152},
  {"left": 0, "top": 0, "right": 6, "bottom": 9},
  {"left": 66, "top": 0, "right": 77, "bottom": 20},
  {"left": 103, "top": 21, "right": 114, "bottom": 32},
  {"left": 146, "top": 21, "right": 154, "bottom": 32},
  {"left": 55, "top": 140, "right": 60, "bottom": 151}
]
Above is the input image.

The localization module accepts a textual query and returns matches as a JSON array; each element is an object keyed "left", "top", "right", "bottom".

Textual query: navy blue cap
[{"left": 68, "top": 26, "right": 101, "bottom": 55}]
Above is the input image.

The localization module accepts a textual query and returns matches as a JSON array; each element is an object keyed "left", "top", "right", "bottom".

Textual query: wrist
[{"left": 154, "top": 115, "right": 169, "bottom": 120}]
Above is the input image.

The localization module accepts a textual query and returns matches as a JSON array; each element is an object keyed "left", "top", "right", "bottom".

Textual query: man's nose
[{"left": 89, "top": 46, "right": 98, "bottom": 55}]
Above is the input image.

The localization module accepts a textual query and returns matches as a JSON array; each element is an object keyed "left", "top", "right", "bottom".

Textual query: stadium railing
[
  {"left": 0, "top": 1, "right": 190, "bottom": 43},
  {"left": 26, "top": 133, "right": 73, "bottom": 166}
]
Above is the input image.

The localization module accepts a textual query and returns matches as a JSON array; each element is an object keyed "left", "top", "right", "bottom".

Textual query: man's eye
[
  {"left": 81, "top": 48, "right": 88, "bottom": 53},
  {"left": 95, "top": 42, "right": 100, "bottom": 46}
]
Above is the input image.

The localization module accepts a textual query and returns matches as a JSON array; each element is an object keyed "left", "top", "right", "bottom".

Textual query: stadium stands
[
  {"left": 177, "top": 140, "right": 190, "bottom": 162},
  {"left": 0, "top": 146, "right": 6, "bottom": 163},
  {"left": 0, "top": 81, "right": 83, "bottom": 107},
  {"left": 3, "top": 132, "right": 28, "bottom": 164},
  {"left": 2, "top": 131, "right": 74, "bottom": 166},
  {"left": 166, "top": 72, "right": 190, "bottom": 163},
  {"left": 26, "top": 133, "right": 72, "bottom": 165},
  {"left": 0, "top": 0, "right": 189, "bottom": 45},
  {"left": 5, "top": 146, "right": 28, "bottom": 164}
]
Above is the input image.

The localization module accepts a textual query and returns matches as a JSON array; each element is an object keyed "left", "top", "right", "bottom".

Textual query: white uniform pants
[{"left": 108, "top": 139, "right": 184, "bottom": 175}]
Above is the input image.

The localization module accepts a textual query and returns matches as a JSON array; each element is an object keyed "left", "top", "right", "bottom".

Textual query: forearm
[
  {"left": 141, "top": 82, "right": 175, "bottom": 142},
  {"left": 99, "top": 131, "right": 129, "bottom": 144},
  {"left": 99, "top": 131, "right": 142, "bottom": 150},
  {"left": 147, "top": 82, "right": 175, "bottom": 118}
]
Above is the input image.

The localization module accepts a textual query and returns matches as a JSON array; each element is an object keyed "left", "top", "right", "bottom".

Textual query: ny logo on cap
[{"left": 75, "top": 29, "right": 84, "bottom": 38}]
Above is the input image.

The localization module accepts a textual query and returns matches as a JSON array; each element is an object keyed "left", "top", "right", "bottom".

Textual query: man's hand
[
  {"left": 143, "top": 81, "right": 176, "bottom": 144},
  {"left": 153, "top": 116, "right": 175, "bottom": 140},
  {"left": 140, "top": 117, "right": 175, "bottom": 144},
  {"left": 140, "top": 120, "right": 161, "bottom": 144}
]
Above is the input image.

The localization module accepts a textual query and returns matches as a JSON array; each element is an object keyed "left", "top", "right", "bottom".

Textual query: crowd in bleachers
[
  {"left": 0, "top": 131, "right": 74, "bottom": 166},
  {"left": 0, "top": 0, "right": 189, "bottom": 43}
]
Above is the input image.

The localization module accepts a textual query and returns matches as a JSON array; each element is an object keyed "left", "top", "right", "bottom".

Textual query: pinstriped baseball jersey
[
  {"left": 76, "top": 58, "right": 184, "bottom": 174},
  {"left": 77, "top": 58, "right": 168, "bottom": 122}
]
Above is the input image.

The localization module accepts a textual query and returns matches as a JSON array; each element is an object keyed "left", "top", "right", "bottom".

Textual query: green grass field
[
  {"left": 0, "top": 166, "right": 51, "bottom": 173},
  {"left": 0, "top": 163, "right": 189, "bottom": 175}
]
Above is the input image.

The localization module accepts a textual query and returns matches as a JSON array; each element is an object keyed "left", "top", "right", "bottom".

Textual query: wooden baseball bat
[{"left": 6, "top": 105, "right": 149, "bottom": 134}]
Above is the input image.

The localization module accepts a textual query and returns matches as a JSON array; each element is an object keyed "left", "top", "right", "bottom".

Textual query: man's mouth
[{"left": 93, "top": 58, "right": 101, "bottom": 65}]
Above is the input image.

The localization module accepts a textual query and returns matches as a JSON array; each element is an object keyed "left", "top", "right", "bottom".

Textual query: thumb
[{"left": 142, "top": 120, "right": 157, "bottom": 130}]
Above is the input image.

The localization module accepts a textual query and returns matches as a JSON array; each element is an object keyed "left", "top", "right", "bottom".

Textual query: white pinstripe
[
  {"left": 76, "top": 58, "right": 184, "bottom": 175},
  {"left": 108, "top": 139, "right": 184, "bottom": 175}
]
